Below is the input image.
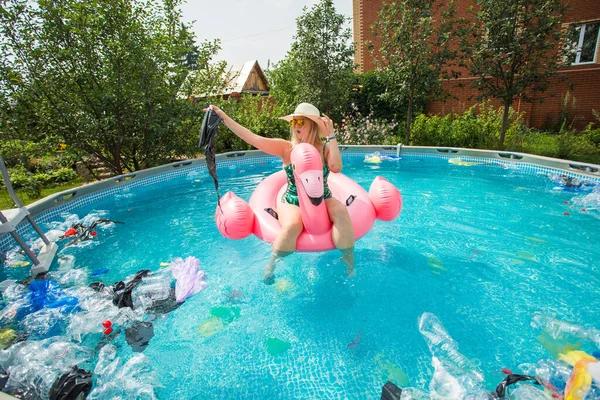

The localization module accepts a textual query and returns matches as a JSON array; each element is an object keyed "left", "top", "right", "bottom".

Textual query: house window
[{"left": 567, "top": 22, "right": 599, "bottom": 64}]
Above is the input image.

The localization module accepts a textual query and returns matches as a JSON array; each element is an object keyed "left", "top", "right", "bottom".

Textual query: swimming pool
[{"left": 1, "top": 149, "right": 599, "bottom": 399}]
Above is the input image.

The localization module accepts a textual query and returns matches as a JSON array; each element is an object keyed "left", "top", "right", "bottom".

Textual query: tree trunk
[
  {"left": 500, "top": 103, "right": 510, "bottom": 150},
  {"left": 405, "top": 95, "right": 413, "bottom": 144}
]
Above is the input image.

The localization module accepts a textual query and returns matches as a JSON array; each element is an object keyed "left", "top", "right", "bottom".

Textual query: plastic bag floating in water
[
  {"left": 364, "top": 152, "right": 401, "bottom": 164},
  {"left": 169, "top": 257, "right": 208, "bottom": 303}
]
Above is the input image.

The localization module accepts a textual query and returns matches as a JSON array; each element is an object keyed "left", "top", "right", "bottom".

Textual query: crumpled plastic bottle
[
  {"left": 0, "top": 336, "right": 91, "bottom": 399},
  {"left": 89, "top": 344, "right": 159, "bottom": 399},
  {"left": 418, "top": 312, "right": 487, "bottom": 399},
  {"left": 131, "top": 274, "right": 172, "bottom": 312},
  {"left": 531, "top": 311, "right": 600, "bottom": 350},
  {"left": 67, "top": 286, "right": 140, "bottom": 343}
]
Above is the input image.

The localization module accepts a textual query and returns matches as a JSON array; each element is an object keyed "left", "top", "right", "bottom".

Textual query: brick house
[{"left": 353, "top": 0, "right": 600, "bottom": 130}]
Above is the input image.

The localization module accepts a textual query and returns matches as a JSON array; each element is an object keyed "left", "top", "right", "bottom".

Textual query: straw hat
[{"left": 280, "top": 103, "right": 324, "bottom": 129}]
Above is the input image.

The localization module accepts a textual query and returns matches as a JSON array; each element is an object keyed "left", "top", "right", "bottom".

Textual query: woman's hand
[
  {"left": 321, "top": 114, "right": 335, "bottom": 138},
  {"left": 203, "top": 104, "right": 227, "bottom": 120}
]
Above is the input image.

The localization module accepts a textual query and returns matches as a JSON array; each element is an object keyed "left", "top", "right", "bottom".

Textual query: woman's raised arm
[
  {"left": 205, "top": 105, "right": 290, "bottom": 157},
  {"left": 321, "top": 114, "right": 342, "bottom": 173}
]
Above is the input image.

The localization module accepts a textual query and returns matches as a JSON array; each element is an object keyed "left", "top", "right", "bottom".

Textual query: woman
[{"left": 205, "top": 103, "right": 355, "bottom": 283}]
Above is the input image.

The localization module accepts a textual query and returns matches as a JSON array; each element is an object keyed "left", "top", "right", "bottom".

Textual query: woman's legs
[
  {"left": 263, "top": 202, "right": 303, "bottom": 284},
  {"left": 325, "top": 198, "right": 355, "bottom": 277}
]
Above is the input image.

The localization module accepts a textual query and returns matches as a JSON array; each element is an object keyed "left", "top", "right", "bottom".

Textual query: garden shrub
[
  {"left": 338, "top": 104, "right": 400, "bottom": 145},
  {"left": 1, "top": 138, "right": 80, "bottom": 200},
  {"left": 407, "top": 102, "right": 599, "bottom": 163},
  {"left": 51, "top": 167, "right": 79, "bottom": 183},
  {"left": 511, "top": 131, "right": 560, "bottom": 158},
  {"left": 0, "top": 165, "right": 42, "bottom": 198},
  {"left": 411, "top": 102, "right": 525, "bottom": 148}
]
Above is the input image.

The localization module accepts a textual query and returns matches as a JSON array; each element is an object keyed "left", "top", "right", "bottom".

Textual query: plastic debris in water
[
  {"left": 347, "top": 331, "right": 362, "bottom": 349},
  {"left": 198, "top": 317, "right": 224, "bottom": 337},
  {"left": 537, "top": 333, "right": 581, "bottom": 359},
  {"left": 125, "top": 322, "right": 154, "bottom": 352},
  {"left": 530, "top": 312, "right": 600, "bottom": 350},
  {"left": 525, "top": 236, "right": 547, "bottom": 244},
  {"left": 226, "top": 290, "right": 244, "bottom": 303},
  {"left": 159, "top": 262, "right": 170, "bottom": 268},
  {"left": 364, "top": 152, "right": 401, "bottom": 164},
  {"left": 0, "top": 329, "right": 17, "bottom": 350},
  {"left": 266, "top": 337, "right": 290, "bottom": 356},
  {"left": 170, "top": 257, "right": 208, "bottom": 303},
  {"left": 374, "top": 354, "right": 409, "bottom": 387},
  {"left": 274, "top": 278, "right": 293, "bottom": 292},
  {"left": 517, "top": 250, "right": 537, "bottom": 261},
  {"left": 365, "top": 154, "right": 382, "bottom": 164},
  {"left": 49, "top": 366, "right": 92, "bottom": 400},
  {"left": 91, "top": 268, "right": 109, "bottom": 276},
  {"left": 418, "top": 313, "right": 486, "bottom": 397},
  {"left": 448, "top": 157, "right": 481, "bottom": 167},
  {"left": 559, "top": 350, "right": 598, "bottom": 400},
  {"left": 7, "top": 260, "right": 30, "bottom": 268},
  {"left": 210, "top": 306, "right": 240, "bottom": 324},
  {"left": 427, "top": 255, "right": 445, "bottom": 274},
  {"left": 89, "top": 344, "right": 158, "bottom": 399},
  {"left": 381, "top": 381, "right": 403, "bottom": 400},
  {"left": 198, "top": 307, "right": 240, "bottom": 338}
]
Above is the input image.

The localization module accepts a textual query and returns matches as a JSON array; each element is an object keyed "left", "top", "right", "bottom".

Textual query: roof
[{"left": 222, "top": 60, "right": 270, "bottom": 96}]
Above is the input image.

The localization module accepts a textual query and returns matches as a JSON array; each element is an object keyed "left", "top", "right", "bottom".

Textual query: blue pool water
[{"left": 1, "top": 154, "right": 600, "bottom": 398}]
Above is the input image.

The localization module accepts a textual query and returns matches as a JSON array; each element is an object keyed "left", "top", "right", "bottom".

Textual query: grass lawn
[{"left": 0, "top": 179, "right": 84, "bottom": 210}]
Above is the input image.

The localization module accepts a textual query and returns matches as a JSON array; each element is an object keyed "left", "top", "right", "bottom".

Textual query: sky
[{"left": 181, "top": 0, "right": 353, "bottom": 71}]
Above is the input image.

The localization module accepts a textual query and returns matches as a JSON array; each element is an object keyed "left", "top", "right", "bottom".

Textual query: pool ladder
[{"left": 0, "top": 155, "right": 57, "bottom": 288}]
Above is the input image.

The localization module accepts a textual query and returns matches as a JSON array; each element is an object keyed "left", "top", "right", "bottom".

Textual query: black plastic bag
[
  {"left": 125, "top": 321, "right": 155, "bottom": 352},
  {"left": 49, "top": 366, "right": 92, "bottom": 400}
]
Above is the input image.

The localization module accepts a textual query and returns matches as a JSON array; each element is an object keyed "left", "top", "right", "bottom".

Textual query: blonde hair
[{"left": 290, "top": 119, "right": 322, "bottom": 148}]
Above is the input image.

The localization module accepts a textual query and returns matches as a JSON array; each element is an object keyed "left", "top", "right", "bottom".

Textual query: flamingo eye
[{"left": 306, "top": 178, "right": 308, "bottom": 182}]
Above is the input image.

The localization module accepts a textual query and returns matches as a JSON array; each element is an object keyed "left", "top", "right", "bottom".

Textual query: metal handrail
[{"left": 0, "top": 154, "right": 24, "bottom": 208}]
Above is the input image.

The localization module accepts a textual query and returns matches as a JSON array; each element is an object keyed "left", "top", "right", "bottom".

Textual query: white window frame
[{"left": 570, "top": 22, "right": 600, "bottom": 65}]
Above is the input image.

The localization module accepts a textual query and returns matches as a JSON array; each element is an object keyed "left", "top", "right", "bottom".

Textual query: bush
[
  {"left": 411, "top": 102, "right": 528, "bottom": 148},
  {"left": 511, "top": 132, "right": 559, "bottom": 157},
  {"left": 0, "top": 165, "right": 42, "bottom": 198},
  {"left": 411, "top": 114, "right": 454, "bottom": 146},
  {"left": 1, "top": 161, "right": 79, "bottom": 200},
  {"left": 51, "top": 167, "right": 78, "bottom": 183},
  {"left": 406, "top": 102, "right": 600, "bottom": 163},
  {"left": 339, "top": 104, "right": 400, "bottom": 145}
]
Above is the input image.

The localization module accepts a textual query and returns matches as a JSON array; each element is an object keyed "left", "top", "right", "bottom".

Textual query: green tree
[
  {"left": 371, "top": 0, "right": 459, "bottom": 144},
  {"left": 0, "top": 0, "right": 227, "bottom": 175},
  {"left": 350, "top": 70, "right": 425, "bottom": 123},
  {"left": 269, "top": 0, "right": 354, "bottom": 119},
  {"left": 462, "top": 0, "right": 568, "bottom": 148}
]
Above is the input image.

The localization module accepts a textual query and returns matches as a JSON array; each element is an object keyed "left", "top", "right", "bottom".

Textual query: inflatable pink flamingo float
[{"left": 215, "top": 143, "right": 402, "bottom": 252}]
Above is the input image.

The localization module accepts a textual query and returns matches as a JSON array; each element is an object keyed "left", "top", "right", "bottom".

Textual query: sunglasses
[{"left": 289, "top": 118, "right": 306, "bottom": 127}]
